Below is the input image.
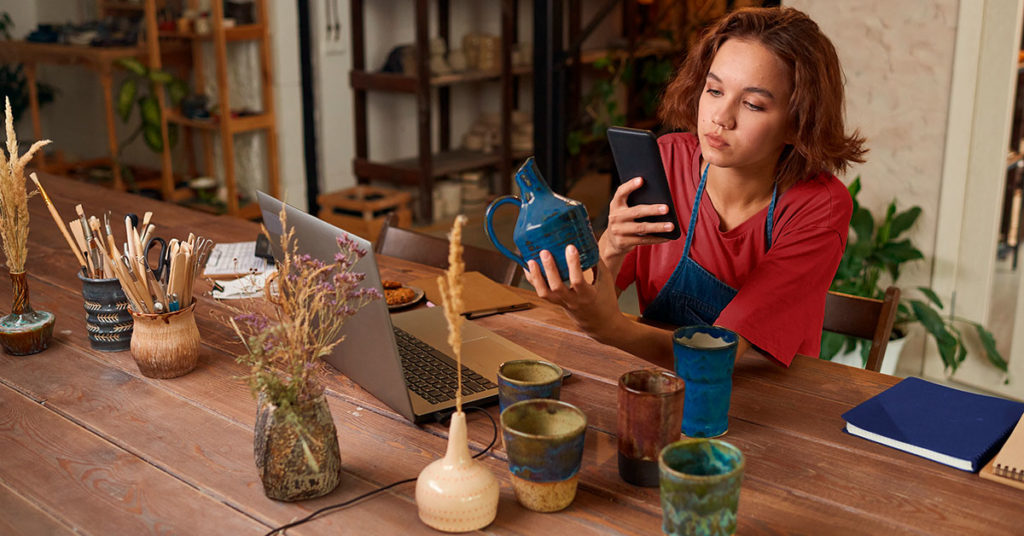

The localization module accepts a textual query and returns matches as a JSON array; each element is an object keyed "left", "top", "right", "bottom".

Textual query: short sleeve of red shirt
[{"left": 614, "top": 132, "right": 852, "bottom": 366}]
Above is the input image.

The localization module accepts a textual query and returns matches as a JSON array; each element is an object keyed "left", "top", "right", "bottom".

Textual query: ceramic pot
[
  {"left": 128, "top": 302, "right": 199, "bottom": 378},
  {"left": 0, "top": 271, "right": 55, "bottom": 355},
  {"left": 485, "top": 157, "right": 600, "bottom": 281},
  {"left": 416, "top": 411, "right": 499, "bottom": 531},
  {"left": 255, "top": 393, "right": 342, "bottom": 501},
  {"left": 78, "top": 272, "right": 132, "bottom": 352}
]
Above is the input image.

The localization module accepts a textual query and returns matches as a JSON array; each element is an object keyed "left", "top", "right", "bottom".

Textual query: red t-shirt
[{"left": 615, "top": 132, "right": 852, "bottom": 366}]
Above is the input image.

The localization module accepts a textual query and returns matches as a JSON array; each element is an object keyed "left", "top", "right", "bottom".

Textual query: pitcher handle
[{"left": 485, "top": 196, "right": 528, "bottom": 269}]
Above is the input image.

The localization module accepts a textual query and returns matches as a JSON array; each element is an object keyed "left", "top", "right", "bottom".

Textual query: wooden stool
[{"left": 317, "top": 185, "right": 413, "bottom": 243}]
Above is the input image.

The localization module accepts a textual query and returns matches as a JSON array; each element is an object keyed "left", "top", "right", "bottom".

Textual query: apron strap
[
  {"left": 682, "top": 163, "right": 710, "bottom": 260},
  {"left": 765, "top": 182, "right": 779, "bottom": 250}
]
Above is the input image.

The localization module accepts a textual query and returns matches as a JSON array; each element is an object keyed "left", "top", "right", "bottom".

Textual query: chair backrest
[
  {"left": 822, "top": 286, "right": 901, "bottom": 372},
  {"left": 374, "top": 221, "right": 523, "bottom": 287}
]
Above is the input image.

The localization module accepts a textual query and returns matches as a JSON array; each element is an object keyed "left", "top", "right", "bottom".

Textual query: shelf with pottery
[
  {"left": 163, "top": 109, "right": 274, "bottom": 133},
  {"left": 350, "top": 64, "right": 531, "bottom": 92},
  {"left": 144, "top": 0, "right": 280, "bottom": 217},
  {"left": 355, "top": 148, "right": 532, "bottom": 184},
  {"left": 574, "top": 39, "right": 681, "bottom": 66},
  {"left": 349, "top": 0, "right": 524, "bottom": 221},
  {"left": 158, "top": 24, "right": 264, "bottom": 42}
]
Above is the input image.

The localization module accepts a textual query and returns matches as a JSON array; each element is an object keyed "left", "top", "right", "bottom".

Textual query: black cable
[{"left": 264, "top": 407, "right": 498, "bottom": 536}]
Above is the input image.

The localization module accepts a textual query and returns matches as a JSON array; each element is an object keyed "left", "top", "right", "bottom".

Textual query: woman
[{"left": 525, "top": 7, "right": 866, "bottom": 368}]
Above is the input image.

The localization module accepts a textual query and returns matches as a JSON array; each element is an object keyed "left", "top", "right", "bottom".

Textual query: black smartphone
[{"left": 606, "top": 126, "right": 681, "bottom": 240}]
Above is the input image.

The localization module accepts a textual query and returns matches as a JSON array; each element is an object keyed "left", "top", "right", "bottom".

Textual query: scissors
[{"left": 142, "top": 236, "right": 170, "bottom": 283}]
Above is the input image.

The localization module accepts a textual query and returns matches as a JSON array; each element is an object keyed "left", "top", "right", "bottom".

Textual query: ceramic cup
[
  {"left": 129, "top": 301, "right": 200, "bottom": 379},
  {"left": 673, "top": 326, "right": 739, "bottom": 438},
  {"left": 617, "top": 369, "right": 685, "bottom": 487},
  {"left": 659, "top": 439, "right": 744, "bottom": 536},
  {"left": 497, "top": 359, "right": 563, "bottom": 413},
  {"left": 78, "top": 272, "right": 133, "bottom": 352},
  {"left": 500, "top": 399, "right": 587, "bottom": 512}
]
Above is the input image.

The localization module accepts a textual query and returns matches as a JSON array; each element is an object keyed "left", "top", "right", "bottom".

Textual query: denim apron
[{"left": 642, "top": 163, "right": 778, "bottom": 326}]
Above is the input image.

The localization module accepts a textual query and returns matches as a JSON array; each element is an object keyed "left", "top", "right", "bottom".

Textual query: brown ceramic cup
[{"left": 617, "top": 369, "right": 685, "bottom": 487}]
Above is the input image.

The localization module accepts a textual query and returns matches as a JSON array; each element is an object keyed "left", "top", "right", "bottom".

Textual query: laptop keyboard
[{"left": 394, "top": 327, "right": 498, "bottom": 405}]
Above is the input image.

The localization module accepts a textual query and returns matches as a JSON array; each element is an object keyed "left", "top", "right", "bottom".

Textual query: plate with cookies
[{"left": 382, "top": 279, "right": 425, "bottom": 310}]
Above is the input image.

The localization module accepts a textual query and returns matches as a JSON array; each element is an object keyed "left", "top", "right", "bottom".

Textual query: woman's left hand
[{"left": 524, "top": 244, "right": 624, "bottom": 341}]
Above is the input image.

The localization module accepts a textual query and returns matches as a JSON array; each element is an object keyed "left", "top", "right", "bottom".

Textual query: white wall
[{"left": 787, "top": 0, "right": 958, "bottom": 294}]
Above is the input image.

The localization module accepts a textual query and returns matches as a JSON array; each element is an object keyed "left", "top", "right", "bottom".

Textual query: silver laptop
[{"left": 257, "top": 192, "right": 542, "bottom": 423}]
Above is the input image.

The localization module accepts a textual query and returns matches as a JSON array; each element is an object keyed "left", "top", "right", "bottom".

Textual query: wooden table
[
  {"left": 0, "top": 42, "right": 149, "bottom": 191},
  {"left": 2, "top": 174, "right": 1022, "bottom": 535}
]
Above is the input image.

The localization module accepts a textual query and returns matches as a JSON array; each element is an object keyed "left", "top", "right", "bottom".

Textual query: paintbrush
[{"left": 30, "top": 173, "right": 88, "bottom": 274}]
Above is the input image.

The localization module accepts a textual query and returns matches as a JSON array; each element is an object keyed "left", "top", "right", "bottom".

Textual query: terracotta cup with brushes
[{"left": 129, "top": 301, "right": 200, "bottom": 378}]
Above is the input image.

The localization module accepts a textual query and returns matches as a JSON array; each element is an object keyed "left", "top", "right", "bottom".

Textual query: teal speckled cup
[
  {"left": 500, "top": 399, "right": 587, "bottom": 512},
  {"left": 659, "top": 439, "right": 744, "bottom": 536}
]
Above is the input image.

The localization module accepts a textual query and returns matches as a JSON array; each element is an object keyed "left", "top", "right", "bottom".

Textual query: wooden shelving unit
[
  {"left": 144, "top": 0, "right": 280, "bottom": 216},
  {"left": 349, "top": 0, "right": 525, "bottom": 221}
]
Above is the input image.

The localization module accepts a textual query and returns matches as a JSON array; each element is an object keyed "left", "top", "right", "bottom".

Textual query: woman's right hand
[{"left": 599, "top": 177, "right": 674, "bottom": 265}]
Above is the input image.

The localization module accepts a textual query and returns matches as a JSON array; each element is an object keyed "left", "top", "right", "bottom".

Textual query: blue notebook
[{"left": 842, "top": 377, "right": 1024, "bottom": 472}]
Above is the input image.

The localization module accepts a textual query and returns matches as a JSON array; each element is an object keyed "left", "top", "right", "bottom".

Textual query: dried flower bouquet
[{"left": 227, "top": 207, "right": 381, "bottom": 413}]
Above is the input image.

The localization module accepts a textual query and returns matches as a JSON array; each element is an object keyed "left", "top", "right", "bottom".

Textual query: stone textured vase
[
  {"left": 254, "top": 393, "right": 342, "bottom": 501},
  {"left": 485, "top": 157, "right": 599, "bottom": 281},
  {"left": 128, "top": 302, "right": 200, "bottom": 378},
  {"left": 416, "top": 411, "right": 499, "bottom": 531},
  {"left": 78, "top": 272, "right": 133, "bottom": 352},
  {"left": 0, "top": 271, "right": 55, "bottom": 355}
]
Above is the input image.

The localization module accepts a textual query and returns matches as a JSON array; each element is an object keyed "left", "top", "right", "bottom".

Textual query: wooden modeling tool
[{"left": 29, "top": 173, "right": 88, "bottom": 273}]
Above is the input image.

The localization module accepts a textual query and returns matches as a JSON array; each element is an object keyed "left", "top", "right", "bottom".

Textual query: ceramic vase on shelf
[
  {"left": 0, "top": 271, "right": 55, "bottom": 355},
  {"left": 254, "top": 393, "right": 341, "bottom": 501},
  {"left": 416, "top": 411, "right": 499, "bottom": 532}
]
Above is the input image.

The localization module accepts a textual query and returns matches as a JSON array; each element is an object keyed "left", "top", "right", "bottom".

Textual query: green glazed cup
[
  {"left": 500, "top": 399, "right": 587, "bottom": 512},
  {"left": 497, "top": 359, "right": 564, "bottom": 413},
  {"left": 659, "top": 438, "right": 744, "bottom": 536}
]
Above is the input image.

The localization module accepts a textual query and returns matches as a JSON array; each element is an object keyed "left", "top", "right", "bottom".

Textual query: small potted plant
[
  {"left": 224, "top": 207, "right": 380, "bottom": 501},
  {"left": 823, "top": 178, "right": 1008, "bottom": 378}
]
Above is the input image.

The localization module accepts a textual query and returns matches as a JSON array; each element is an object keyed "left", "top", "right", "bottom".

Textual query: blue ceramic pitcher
[{"left": 485, "top": 158, "right": 600, "bottom": 281}]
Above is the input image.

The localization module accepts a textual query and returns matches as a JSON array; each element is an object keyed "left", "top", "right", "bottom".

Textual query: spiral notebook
[{"left": 980, "top": 415, "right": 1024, "bottom": 491}]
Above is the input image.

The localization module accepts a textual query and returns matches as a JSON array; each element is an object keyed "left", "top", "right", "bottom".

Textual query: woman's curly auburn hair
[{"left": 658, "top": 7, "right": 867, "bottom": 188}]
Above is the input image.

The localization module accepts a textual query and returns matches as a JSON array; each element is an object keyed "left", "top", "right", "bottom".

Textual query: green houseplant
[{"left": 823, "top": 178, "right": 1008, "bottom": 377}]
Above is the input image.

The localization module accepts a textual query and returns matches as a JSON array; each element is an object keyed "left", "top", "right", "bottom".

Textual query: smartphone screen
[{"left": 606, "top": 126, "right": 681, "bottom": 240}]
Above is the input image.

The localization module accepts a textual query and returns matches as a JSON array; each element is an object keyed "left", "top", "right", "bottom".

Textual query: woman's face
[{"left": 697, "top": 38, "right": 793, "bottom": 176}]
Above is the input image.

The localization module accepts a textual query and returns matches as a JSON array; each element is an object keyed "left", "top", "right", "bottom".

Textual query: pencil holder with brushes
[
  {"left": 79, "top": 272, "right": 133, "bottom": 352},
  {"left": 129, "top": 301, "right": 200, "bottom": 378}
]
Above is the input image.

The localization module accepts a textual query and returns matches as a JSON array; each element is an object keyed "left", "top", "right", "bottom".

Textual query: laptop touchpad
[{"left": 462, "top": 338, "right": 524, "bottom": 380}]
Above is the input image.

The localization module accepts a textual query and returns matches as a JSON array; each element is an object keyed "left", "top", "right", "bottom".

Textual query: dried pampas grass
[
  {"left": 0, "top": 97, "right": 50, "bottom": 273},
  {"left": 438, "top": 215, "right": 467, "bottom": 411}
]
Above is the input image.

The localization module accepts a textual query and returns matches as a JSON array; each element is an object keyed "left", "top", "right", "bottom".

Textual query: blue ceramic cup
[
  {"left": 672, "top": 326, "right": 738, "bottom": 438},
  {"left": 497, "top": 359, "right": 563, "bottom": 413},
  {"left": 500, "top": 399, "right": 587, "bottom": 512},
  {"left": 659, "top": 438, "right": 744, "bottom": 536}
]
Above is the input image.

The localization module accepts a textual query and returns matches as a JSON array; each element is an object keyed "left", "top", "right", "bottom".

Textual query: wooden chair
[
  {"left": 374, "top": 220, "right": 523, "bottom": 287},
  {"left": 822, "top": 287, "right": 901, "bottom": 372}
]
